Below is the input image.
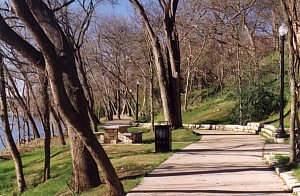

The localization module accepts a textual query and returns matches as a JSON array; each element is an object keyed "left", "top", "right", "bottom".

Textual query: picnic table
[
  {"left": 103, "top": 125, "right": 131, "bottom": 144},
  {"left": 94, "top": 124, "right": 144, "bottom": 144}
]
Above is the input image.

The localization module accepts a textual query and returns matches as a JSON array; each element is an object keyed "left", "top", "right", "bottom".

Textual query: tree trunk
[
  {"left": 281, "top": 0, "right": 299, "bottom": 165},
  {"left": 289, "top": 60, "right": 297, "bottom": 165},
  {"left": 76, "top": 50, "right": 100, "bottom": 132},
  {"left": 129, "top": 0, "right": 182, "bottom": 129},
  {"left": 68, "top": 126, "right": 101, "bottom": 192},
  {"left": 150, "top": 61, "right": 155, "bottom": 132},
  {"left": 164, "top": 0, "right": 182, "bottom": 129},
  {"left": 50, "top": 106, "right": 66, "bottom": 145},
  {"left": 271, "top": 9, "right": 279, "bottom": 51},
  {"left": 237, "top": 43, "right": 243, "bottom": 125},
  {"left": 184, "top": 66, "right": 191, "bottom": 112},
  {"left": 24, "top": 116, "right": 31, "bottom": 143},
  {"left": 39, "top": 76, "right": 51, "bottom": 181},
  {"left": 0, "top": 54, "right": 26, "bottom": 192}
]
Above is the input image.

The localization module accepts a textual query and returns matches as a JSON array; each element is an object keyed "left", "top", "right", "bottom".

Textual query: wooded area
[{"left": 0, "top": 0, "right": 300, "bottom": 195}]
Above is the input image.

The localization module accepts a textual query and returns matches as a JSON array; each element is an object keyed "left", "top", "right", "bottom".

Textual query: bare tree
[
  {"left": 129, "top": 0, "right": 182, "bottom": 129},
  {"left": 0, "top": 53, "right": 26, "bottom": 192},
  {"left": 281, "top": 0, "right": 299, "bottom": 165}
]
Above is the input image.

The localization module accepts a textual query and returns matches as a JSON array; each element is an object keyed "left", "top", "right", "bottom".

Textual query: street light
[
  {"left": 129, "top": 89, "right": 132, "bottom": 116},
  {"left": 136, "top": 81, "right": 140, "bottom": 122},
  {"left": 276, "top": 23, "right": 288, "bottom": 138}
]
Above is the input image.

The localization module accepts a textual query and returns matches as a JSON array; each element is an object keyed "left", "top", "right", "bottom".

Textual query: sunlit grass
[
  {"left": 156, "top": 95, "right": 236, "bottom": 124},
  {"left": 0, "top": 128, "right": 199, "bottom": 195}
]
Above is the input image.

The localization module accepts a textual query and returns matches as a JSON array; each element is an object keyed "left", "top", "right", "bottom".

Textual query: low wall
[
  {"left": 139, "top": 122, "right": 284, "bottom": 141},
  {"left": 182, "top": 123, "right": 260, "bottom": 134}
]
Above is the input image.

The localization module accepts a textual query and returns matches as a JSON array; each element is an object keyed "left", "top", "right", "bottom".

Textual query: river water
[{"left": 0, "top": 117, "right": 43, "bottom": 152}]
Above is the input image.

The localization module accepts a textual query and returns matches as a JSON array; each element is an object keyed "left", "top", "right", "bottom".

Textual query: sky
[{"left": 100, "top": 1, "right": 133, "bottom": 17}]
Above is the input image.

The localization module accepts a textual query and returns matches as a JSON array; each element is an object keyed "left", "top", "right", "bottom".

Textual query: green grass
[
  {"left": 261, "top": 101, "right": 291, "bottom": 128},
  {"left": 0, "top": 145, "right": 72, "bottom": 196},
  {"left": 156, "top": 95, "right": 236, "bottom": 124},
  {"left": 275, "top": 154, "right": 290, "bottom": 166},
  {"left": 127, "top": 127, "right": 150, "bottom": 133},
  {"left": 272, "top": 155, "right": 300, "bottom": 183},
  {"left": 0, "top": 128, "right": 199, "bottom": 195}
]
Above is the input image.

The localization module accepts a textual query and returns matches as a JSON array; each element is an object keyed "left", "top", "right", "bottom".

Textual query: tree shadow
[{"left": 147, "top": 167, "right": 273, "bottom": 177}]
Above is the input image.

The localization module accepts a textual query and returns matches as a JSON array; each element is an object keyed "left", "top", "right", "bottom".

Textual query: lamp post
[
  {"left": 276, "top": 23, "right": 288, "bottom": 138},
  {"left": 136, "top": 81, "right": 140, "bottom": 122},
  {"left": 129, "top": 89, "right": 132, "bottom": 116}
]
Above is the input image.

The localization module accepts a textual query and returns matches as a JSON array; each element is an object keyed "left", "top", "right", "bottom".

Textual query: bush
[{"left": 232, "top": 85, "right": 280, "bottom": 123}]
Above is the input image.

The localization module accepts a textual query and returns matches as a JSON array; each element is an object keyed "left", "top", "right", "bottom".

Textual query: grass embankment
[
  {"left": 156, "top": 95, "right": 236, "bottom": 125},
  {"left": 261, "top": 102, "right": 291, "bottom": 128},
  {"left": 0, "top": 128, "right": 199, "bottom": 195},
  {"left": 155, "top": 52, "right": 292, "bottom": 127}
]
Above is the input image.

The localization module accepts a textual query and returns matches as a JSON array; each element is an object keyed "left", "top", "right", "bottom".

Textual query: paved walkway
[
  {"left": 127, "top": 130, "right": 291, "bottom": 196},
  {"left": 103, "top": 115, "right": 132, "bottom": 126}
]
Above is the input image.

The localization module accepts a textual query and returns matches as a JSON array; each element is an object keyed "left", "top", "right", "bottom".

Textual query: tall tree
[
  {"left": 281, "top": 0, "right": 299, "bottom": 165},
  {"left": 129, "top": 0, "right": 182, "bottom": 129},
  {"left": 0, "top": 53, "right": 26, "bottom": 192}
]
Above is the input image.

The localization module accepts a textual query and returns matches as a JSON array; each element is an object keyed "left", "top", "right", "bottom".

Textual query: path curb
[{"left": 263, "top": 153, "right": 300, "bottom": 195}]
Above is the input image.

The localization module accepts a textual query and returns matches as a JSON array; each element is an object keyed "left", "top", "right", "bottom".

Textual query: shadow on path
[{"left": 147, "top": 167, "right": 272, "bottom": 177}]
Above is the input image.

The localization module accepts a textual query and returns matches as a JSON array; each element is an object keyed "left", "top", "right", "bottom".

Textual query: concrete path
[
  {"left": 127, "top": 130, "right": 291, "bottom": 196},
  {"left": 103, "top": 115, "right": 132, "bottom": 126}
]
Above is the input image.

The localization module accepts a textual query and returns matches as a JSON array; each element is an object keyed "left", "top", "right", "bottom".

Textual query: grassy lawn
[
  {"left": 127, "top": 127, "right": 150, "bottom": 133},
  {"left": 0, "top": 128, "right": 199, "bottom": 195}
]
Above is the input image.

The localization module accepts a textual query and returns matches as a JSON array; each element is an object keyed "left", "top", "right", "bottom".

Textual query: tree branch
[
  {"left": 53, "top": 0, "right": 75, "bottom": 12},
  {"left": 229, "top": 0, "right": 256, "bottom": 21},
  {"left": 158, "top": 0, "right": 166, "bottom": 10},
  {"left": 0, "top": 14, "right": 45, "bottom": 70},
  {"left": 11, "top": 0, "right": 58, "bottom": 60}
]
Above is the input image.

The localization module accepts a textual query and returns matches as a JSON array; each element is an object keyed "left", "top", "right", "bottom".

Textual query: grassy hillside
[
  {"left": 155, "top": 52, "right": 291, "bottom": 126},
  {"left": 155, "top": 95, "right": 236, "bottom": 124}
]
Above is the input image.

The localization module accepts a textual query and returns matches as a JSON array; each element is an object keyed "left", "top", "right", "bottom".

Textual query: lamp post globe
[{"left": 279, "top": 24, "right": 288, "bottom": 37}]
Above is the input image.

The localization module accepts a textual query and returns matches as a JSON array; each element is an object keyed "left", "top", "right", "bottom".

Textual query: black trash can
[{"left": 155, "top": 125, "right": 172, "bottom": 152}]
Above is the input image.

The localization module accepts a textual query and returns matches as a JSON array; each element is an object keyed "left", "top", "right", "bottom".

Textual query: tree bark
[
  {"left": 164, "top": 0, "right": 182, "bottom": 128},
  {"left": 38, "top": 76, "right": 51, "bottom": 181},
  {"left": 184, "top": 66, "right": 191, "bottom": 112},
  {"left": 68, "top": 126, "right": 101, "bottom": 192},
  {"left": 237, "top": 43, "right": 243, "bottom": 125},
  {"left": 150, "top": 60, "right": 155, "bottom": 132}
]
